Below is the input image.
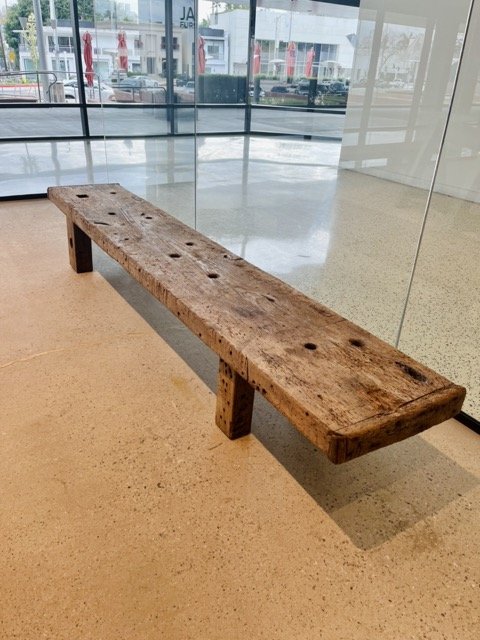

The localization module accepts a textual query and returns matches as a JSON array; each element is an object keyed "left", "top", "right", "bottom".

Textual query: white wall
[{"left": 340, "top": 0, "right": 480, "bottom": 202}]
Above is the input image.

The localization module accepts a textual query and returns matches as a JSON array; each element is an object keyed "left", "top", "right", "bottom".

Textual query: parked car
[
  {"left": 265, "top": 84, "right": 305, "bottom": 103},
  {"left": 327, "top": 81, "right": 348, "bottom": 95},
  {"left": 113, "top": 76, "right": 165, "bottom": 103},
  {"left": 295, "top": 81, "right": 312, "bottom": 95},
  {"left": 268, "top": 84, "right": 290, "bottom": 95},
  {"left": 174, "top": 81, "right": 195, "bottom": 103},
  {"left": 63, "top": 79, "right": 116, "bottom": 103}
]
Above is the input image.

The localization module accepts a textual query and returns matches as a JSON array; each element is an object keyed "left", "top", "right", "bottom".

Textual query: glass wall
[
  {"left": 93, "top": 1, "right": 196, "bottom": 224},
  {"left": 249, "top": 0, "right": 358, "bottom": 137},
  {"left": 336, "top": 0, "right": 472, "bottom": 346},
  {"left": 397, "top": 0, "right": 480, "bottom": 419},
  {"left": 0, "top": 0, "right": 479, "bottom": 424}
]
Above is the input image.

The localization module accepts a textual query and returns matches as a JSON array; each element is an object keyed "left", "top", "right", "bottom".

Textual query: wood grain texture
[
  {"left": 215, "top": 359, "right": 255, "bottom": 439},
  {"left": 48, "top": 184, "right": 466, "bottom": 463},
  {"left": 67, "top": 217, "right": 93, "bottom": 273}
]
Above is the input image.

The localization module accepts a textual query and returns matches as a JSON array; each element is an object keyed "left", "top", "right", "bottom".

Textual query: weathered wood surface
[
  {"left": 48, "top": 183, "right": 466, "bottom": 464},
  {"left": 216, "top": 359, "right": 255, "bottom": 439}
]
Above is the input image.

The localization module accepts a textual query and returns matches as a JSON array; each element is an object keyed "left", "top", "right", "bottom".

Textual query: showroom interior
[{"left": 1, "top": 0, "right": 479, "bottom": 637}]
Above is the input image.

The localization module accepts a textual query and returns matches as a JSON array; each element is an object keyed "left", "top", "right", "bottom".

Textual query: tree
[
  {"left": 24, "top": 12, "right": 38, "bottom": 68},
  {"left": 4, "top": 0, "right": 94, "bottom": 54}
]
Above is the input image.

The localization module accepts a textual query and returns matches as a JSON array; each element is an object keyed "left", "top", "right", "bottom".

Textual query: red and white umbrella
[
  {"left": 285, "top": 41, "right": 296, "bottom": 78},
  {"left": 252, "top": 41, "right": 261, "bottom": 76},
  {"left": 117, "top": 31, "right": 128, "bottom": 72},
  {"left": 82, "top": 31, "right": 94, "bottom": 87},
  {"left": 197, "top": 36, "right": 206, "bottom": 74},
  {"left": 304, "top": 46, "right": 314, "bottom": 78}
]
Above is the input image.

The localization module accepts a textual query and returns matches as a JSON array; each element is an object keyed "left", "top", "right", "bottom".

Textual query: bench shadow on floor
[{"left": 96, "top": 250, "right": 478, "bottom": 551}]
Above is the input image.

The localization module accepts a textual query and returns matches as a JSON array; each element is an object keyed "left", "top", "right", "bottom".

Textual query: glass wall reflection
[
  {"left": 398, "top": 0, "right": 480, "bottom": 420},
  {"left": 337, "top": 0, "right": 472, "bottom": 346},
  {"left": 251, "top": 0, "right": 359, "bottom": 136},
  {"left": 97, "top": 0, "right": 196, "bottom": 225}
]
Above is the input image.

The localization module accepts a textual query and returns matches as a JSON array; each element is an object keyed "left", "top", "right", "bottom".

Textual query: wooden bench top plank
[{"left": 48, "top": 184, "right": 465, "bottom": 463}]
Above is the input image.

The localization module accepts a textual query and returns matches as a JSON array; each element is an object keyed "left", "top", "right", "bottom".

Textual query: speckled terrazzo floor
[{"left": 1, "top": 199, "right": 479, "bottom": 639}]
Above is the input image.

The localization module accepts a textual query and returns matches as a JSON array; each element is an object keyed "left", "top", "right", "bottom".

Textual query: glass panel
[
  {"left": 337, "top": 0, "right": 472, "bottom": 344},
  {"left": 250, "top": 0, "right": 359, "bottom": 137},
  {"left": 194, "top": 1, "right": 249, "bottom": 133},
  {"left": 251, "top": 106, "right": 344, "bottom": 138},
  {"left": 96, "top": 0, "right": 196, "bottom": 224},
  {"left": 195, "top": 135, "right": 338, "bottom": 286},
  {"left": 196, "top": 106, "right": 245, "bottom": 133},
  {"left": 0, "top": 140, "right": 108, "bottom": 196},
  {"left": 0, "top": 106, "right": 83, "bottom": 138},
  {"left": 195, "top": 1, "right": 251, "bottom": 232},
  {"left": 88, "top": 105, "right": 171, "bottom": 136},
  {"left": 398, "top": 0, "right": 479, "bottom": 420}
]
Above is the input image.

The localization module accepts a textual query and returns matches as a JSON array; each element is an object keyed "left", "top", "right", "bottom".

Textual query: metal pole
[
  {"left": 32, "top": 0, "right": 50, "bottom": 99},
  {"left": 245, "top": 0, "right": 257, "bottom": 134},
  {"left": 49, "top": 0, "right": 60, "bottom": 76},
  {"left": 69, "top": 0, "right": 90, "bottom": 137},
  {"left": 165, "top": 0, "right": 175, "bottom": 134},
  {"left": 0, "top": 23, "right": 8, "bottom": 70}
]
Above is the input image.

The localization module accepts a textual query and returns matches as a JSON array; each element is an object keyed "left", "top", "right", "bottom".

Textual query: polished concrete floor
[{"left": 1, "top": 193, "right": 479, "bottom": 638}]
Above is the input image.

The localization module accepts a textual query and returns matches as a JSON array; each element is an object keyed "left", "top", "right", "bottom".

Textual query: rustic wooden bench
[{"left": 48, "top": 184, "right": 465, "bottom": 464}]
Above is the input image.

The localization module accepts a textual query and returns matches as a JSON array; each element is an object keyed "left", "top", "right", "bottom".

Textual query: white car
[{"left": 62, "top": 79, "right": 116, "bottom": 103}]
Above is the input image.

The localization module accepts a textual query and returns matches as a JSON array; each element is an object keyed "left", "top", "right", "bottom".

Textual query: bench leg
[
  {"left": 215, "top": 358, "right": 254, "bottom": 439},
  {"left": 67, "top": 217, "right": 93, "bottom": 273}
]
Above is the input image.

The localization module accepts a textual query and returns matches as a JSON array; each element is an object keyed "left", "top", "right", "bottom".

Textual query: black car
[{"left": 326, "top": 81, "right": 348, "bottom": 95}]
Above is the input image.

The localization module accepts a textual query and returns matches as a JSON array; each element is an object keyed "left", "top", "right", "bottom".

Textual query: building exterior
[
  {"left": 214, "top": 7, "right": 358, "bottom": 79},
  {"left": 199, "top": 27, "right": 228, "bottom": 75},
  {"left": 16, "top": 18, "right": 199, "bottom": 82}
]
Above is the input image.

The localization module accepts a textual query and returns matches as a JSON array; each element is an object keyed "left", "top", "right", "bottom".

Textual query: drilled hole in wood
[
  {"left": 304, "top": 343, "right": 317, "bottom": 351},
  {"left": 169, "top": 253, "right": 181, "bottom": 259},
  {"left": 395, "top": 361, "right": 427, "bottom": 383},
  {"left": 349, "top": 338, "right": 364, "bottom": 348},
  {"left": 185, "top": 241, "right": 194, "bottom": 246},
  {"left": 76, "top": 194, "right": 88, "bottom": 198},
  {"left": 145, "top": 216, "right": 153, "bottom": 220},
  {"left": 208, "top": 273, "right": 219, "bottom": 279}
]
